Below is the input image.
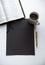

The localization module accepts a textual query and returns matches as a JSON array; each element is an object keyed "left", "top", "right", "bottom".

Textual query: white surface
[
  {"left": 0, "top": 1, "right": 7, "bottom": 24},
  {"left": 0, "top": 0, "right": 24, "bottom": 24},
  {"left": 0, "top": 0, "right": 45, "bottom": 65}
]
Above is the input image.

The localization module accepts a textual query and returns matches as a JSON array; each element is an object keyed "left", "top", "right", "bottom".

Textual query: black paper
[{"left": 6, "top": 18, "right": 35, "bottom": 55}]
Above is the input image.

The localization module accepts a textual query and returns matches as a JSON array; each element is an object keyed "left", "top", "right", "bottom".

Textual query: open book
[{"left": 0, "top": 0, "right": 24, "bottom": 24}]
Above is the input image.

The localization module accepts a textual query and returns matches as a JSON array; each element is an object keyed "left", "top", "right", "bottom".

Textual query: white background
[{"left": 0, "top": 0, "right": 45, "bottom": 65}]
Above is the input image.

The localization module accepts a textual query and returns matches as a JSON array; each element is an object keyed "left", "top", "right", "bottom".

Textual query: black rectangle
[{"left": 6, "top": 18, "right": 35, "bottom": 55}]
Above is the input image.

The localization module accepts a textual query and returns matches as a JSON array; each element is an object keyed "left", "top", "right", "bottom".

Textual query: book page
[
  {"left": 1, "top": 0, "right": 24, "bottom": 22},
  {"left": 0, "top": 1, "right": 7, "bottom": 24}
]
